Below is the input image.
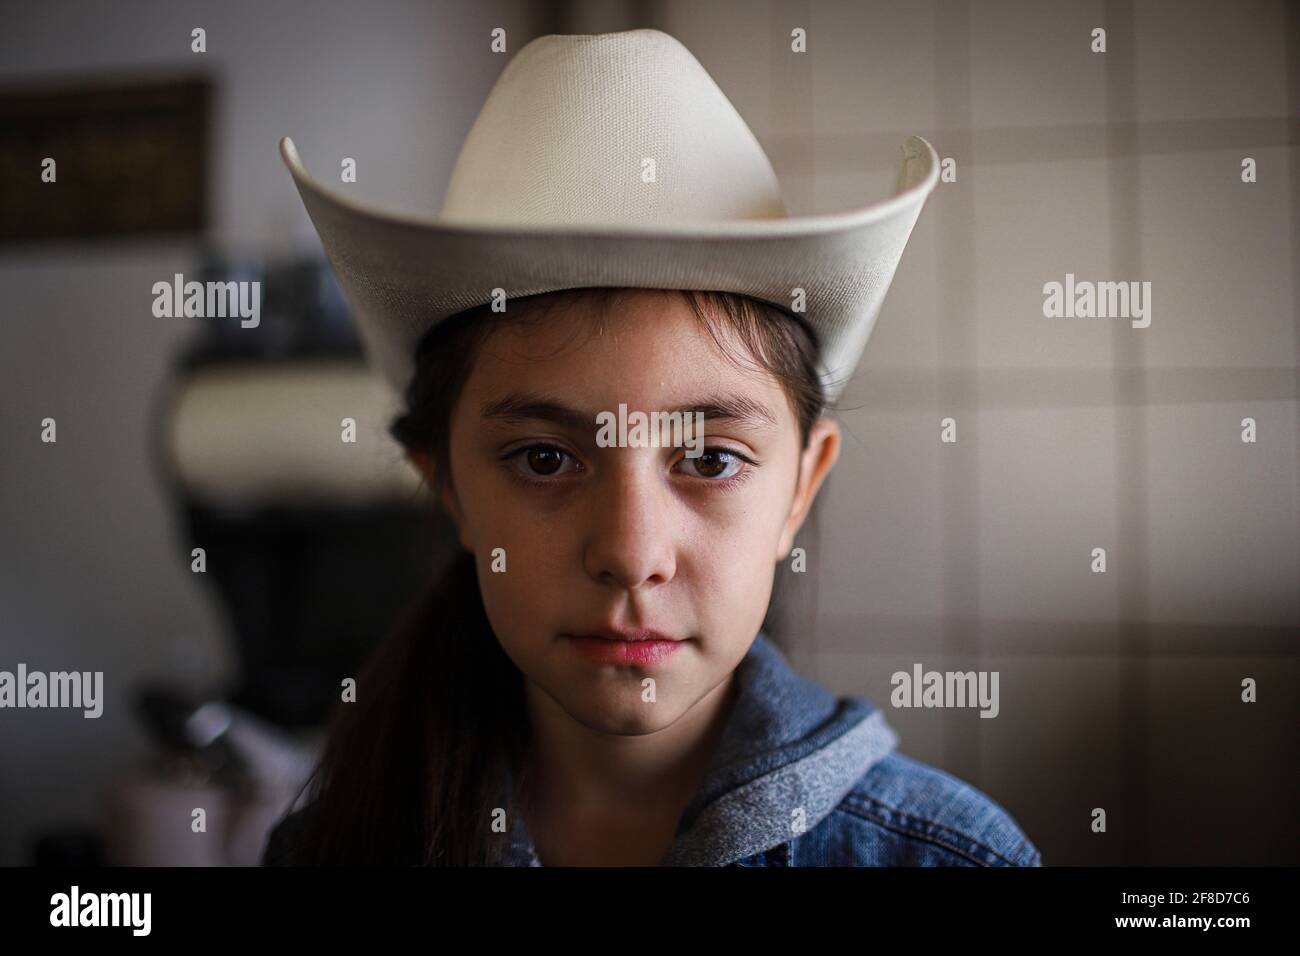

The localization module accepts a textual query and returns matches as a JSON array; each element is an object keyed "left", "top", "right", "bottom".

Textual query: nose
[{"left": 581, "top": 458, "right": 677, "bottom": 592}]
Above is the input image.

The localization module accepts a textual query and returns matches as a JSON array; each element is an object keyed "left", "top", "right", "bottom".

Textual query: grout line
[
  {"left": 1287, "top": 0, "right": 1300, "bottom": 675},
  {"left": 765, "top": 0, "right": 823, "bottom": 669},
  {"left": 1105, "top": 0, "right": 1149, "bottom": 867},
  {"left": 838, "top": 366, "right": 1300, "bottom": 410},
  {"left": 811, "top": 613, "right": 1300, "bottom": 657},
  {"left": 933, "top": 0, "right": 981, "bottom": 785},
  {"left": 761, "top": 117, "right": 1300, "bottom": 173}
]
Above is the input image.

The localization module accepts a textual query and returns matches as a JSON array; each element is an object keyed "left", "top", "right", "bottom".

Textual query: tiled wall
[{"left": 654, "top": 0, "right": 1299, "bottom": 864}]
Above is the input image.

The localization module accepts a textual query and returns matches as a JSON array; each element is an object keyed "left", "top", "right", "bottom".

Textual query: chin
[{"left": 565, "top": 692, "right": 679, "bottom": 736}]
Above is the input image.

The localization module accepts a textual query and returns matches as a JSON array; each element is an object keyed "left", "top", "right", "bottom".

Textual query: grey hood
[{"left": 495, "top": 631, "right": 899, "bottom": 866}]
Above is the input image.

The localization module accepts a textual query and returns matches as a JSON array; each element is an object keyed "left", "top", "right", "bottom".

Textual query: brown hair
[{"left": 288, "top": 288, "right": 829, "bottom": 864}]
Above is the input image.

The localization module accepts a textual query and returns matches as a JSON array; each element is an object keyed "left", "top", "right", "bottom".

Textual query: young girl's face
[{"left": 428, "top": 290, "right": 838, "bottom": 736}]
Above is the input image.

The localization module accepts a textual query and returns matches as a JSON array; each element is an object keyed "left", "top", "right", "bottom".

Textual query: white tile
[
  {"left": 970, "top": 0, "right": 1109, "bottom": 130},
  {"left": 1145, "top": 401, "right": 1300, "bottom": 627},
  {"left": 1137, "top": 146, "right": 1296, "bottom": 368},
  {"left": 809, "top": 0, "right": 939, "bottom": 136},
  {"left": 814, "top": 409, "right": 946, "bottom": 619},
  {"left": 977, "top": 407, "right": 1123, "bottom": 622},
  {"left": 971, "top": 156, "right": 1119, "bottom": 369}
]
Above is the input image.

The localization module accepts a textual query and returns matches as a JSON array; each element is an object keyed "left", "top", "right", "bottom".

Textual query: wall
[{"left": 0, "top": 0, "right": 545, "bottom": 866}]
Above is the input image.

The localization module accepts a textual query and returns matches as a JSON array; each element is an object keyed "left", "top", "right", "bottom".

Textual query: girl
[
  {"left": 261, "top": 285, "right": 1040, "bottom": 867},
  {"left": 265, "top": 28, "right": 1040, "bottom": 866}
]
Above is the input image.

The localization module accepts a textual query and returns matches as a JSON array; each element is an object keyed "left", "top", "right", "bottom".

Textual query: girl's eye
[
  {"left": 505, "top": 444, "right": 580, "bottom": 479},
  {"left": 677, "top": 448, "right": 749, "bottom": 481},
  {"left": 502, "top": 444, "right": 756, "bottom": 486}
]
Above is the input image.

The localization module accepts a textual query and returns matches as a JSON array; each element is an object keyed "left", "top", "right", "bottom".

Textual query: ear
[
  {"left": 775, "top": 416, "right": 841, "bottom": 560},
  {"left": 407, "top": 450, "right": 473, "bottom": 552}
]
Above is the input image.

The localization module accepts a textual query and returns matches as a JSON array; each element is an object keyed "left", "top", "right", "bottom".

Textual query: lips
[
  {"left": 562, "top": 626, "right": 685, "bottom": 666},
  {"left": 571, "top": 625, "right": 681, "bottom": 644}
]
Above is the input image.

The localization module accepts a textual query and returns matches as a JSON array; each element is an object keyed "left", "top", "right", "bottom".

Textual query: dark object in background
[
  {"left": 155, "top": 252, "right": 456, "bottom": 730},
  {"left": 185, "top": 502, "right": 447, "bottom": 729},
  {"left": 181, "top": 250, "right": 361, "bottom": 362},
  {"left": 29, "top": 250, "right": 464, "bottom": 863},
  {"left": 0, "top": 73, "right": 210, "bottom": 241},
  {"left": 31, "top": 830, "right": 105, "bottom": 867}
]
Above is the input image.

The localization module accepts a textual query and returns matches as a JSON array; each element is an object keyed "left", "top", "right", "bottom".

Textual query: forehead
[{"left": 459, "top": 290, "right": 796, "bottom": 430}]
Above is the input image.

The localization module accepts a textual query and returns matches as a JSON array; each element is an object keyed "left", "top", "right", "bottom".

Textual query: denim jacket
[{"left": 263, "top": 631, "right": 1041, "bottom": 867}]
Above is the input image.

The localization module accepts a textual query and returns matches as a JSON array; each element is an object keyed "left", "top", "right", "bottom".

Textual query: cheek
[
  {"left": 473, "top": 556, "right": 564, "bottom": 678},
  {"left": 455, "top": 462, "right": 565, "bottom": 564},
  {"left": 701, "top": 471, "right": 795, "bottom": 557},
  {"left": 684, "top": 494, "right": 786, "bottom": 609},
  {"left": 688, "top": 533, "right": 777, "bottom": 612}
]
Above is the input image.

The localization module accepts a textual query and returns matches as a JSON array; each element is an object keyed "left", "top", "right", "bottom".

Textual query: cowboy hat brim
[{"left": 279, "top": 134, "right": 939, "bottom": 403}]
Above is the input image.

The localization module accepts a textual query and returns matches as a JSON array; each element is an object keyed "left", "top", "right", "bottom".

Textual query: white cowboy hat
[{"left": 279, "top": 27, "right": 939, "bottom": 404}]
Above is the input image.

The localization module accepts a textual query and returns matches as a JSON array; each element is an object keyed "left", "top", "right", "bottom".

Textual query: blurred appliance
[{"left": 97, "top": 252, "right": 456, "bottom": 865}]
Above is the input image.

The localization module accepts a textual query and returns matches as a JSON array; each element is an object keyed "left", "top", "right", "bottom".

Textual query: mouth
[{"left": 561, "top": 627, "right": 686, "bottom": 666}]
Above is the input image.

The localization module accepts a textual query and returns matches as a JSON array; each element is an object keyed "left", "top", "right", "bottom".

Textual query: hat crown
[{"left": 438, "top": 29, "right": 788, "bottom": 226}]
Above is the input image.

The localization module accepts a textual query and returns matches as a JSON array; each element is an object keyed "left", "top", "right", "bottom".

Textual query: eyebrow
[{"left": 479, "top": 391, "right": 780, "bottom": 432}]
